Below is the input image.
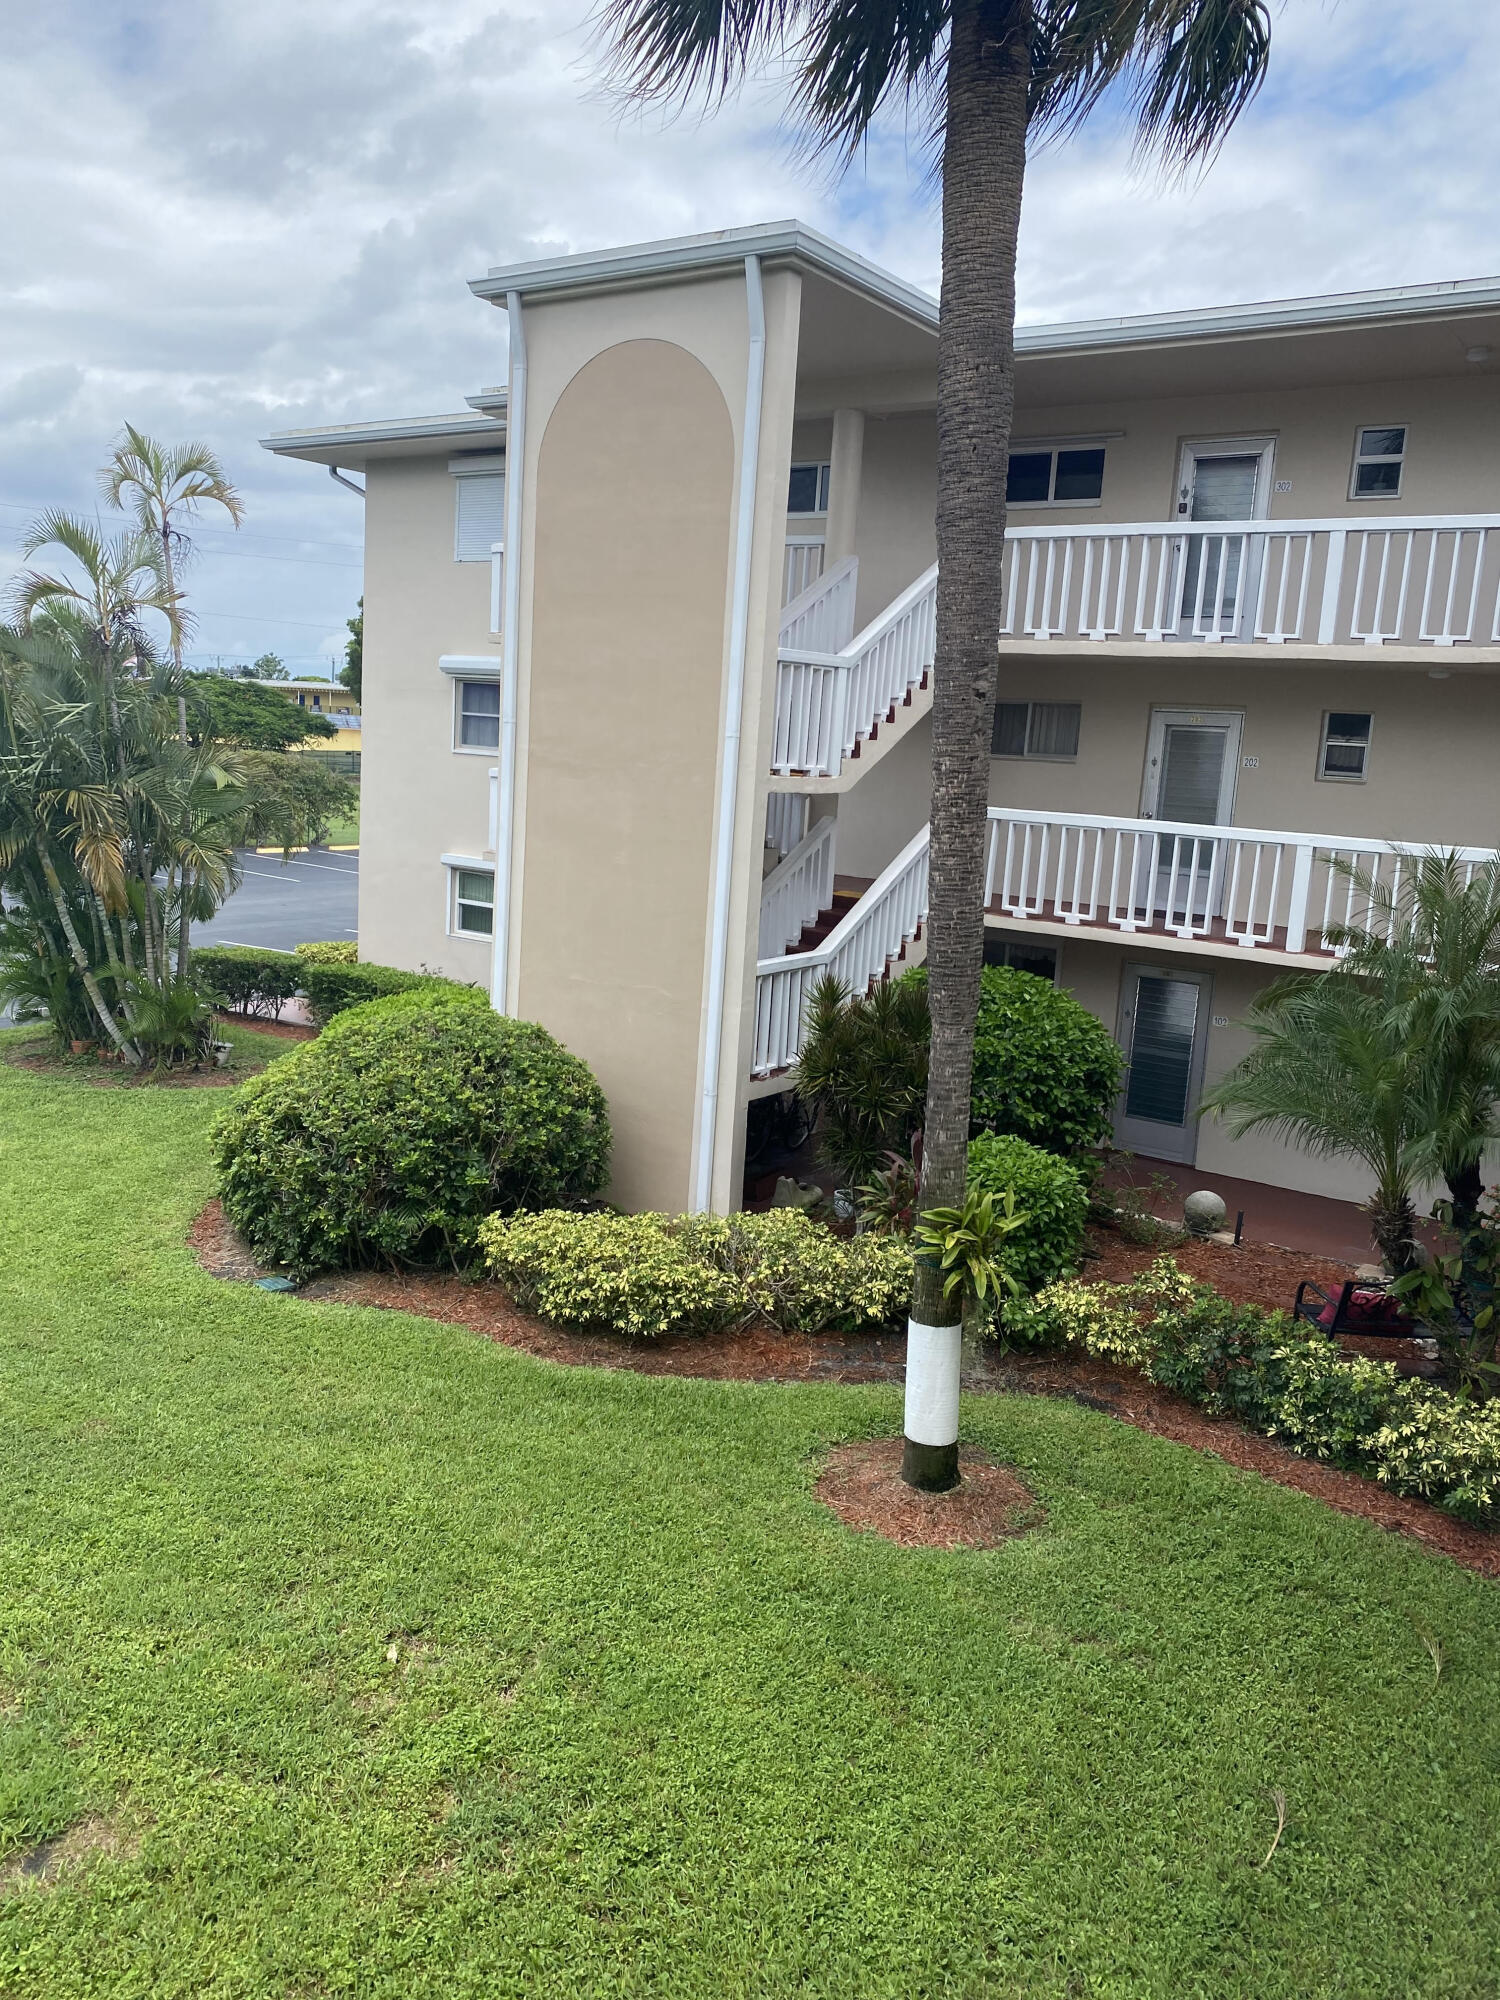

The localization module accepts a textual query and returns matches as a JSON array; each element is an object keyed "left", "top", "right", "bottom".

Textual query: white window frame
[
  {"left": 1005, "top": 434, "right": 1116, "bottom": 511},
  {"left": 787, "top": 461, "right": 831, "bottom": 516},
  {"left": 451, "top": 453, "right": 506, "bottom": 563},
  {"left": 991, "top": 699, "right": 1083, "bottom": 761},
  {"left": 453, "top": 677, "right": 502, "bottom": 755},
  {"left": 443, "top": 856, "right": 496, "bottom": 938},
  {"left": 1349, "top": 425, "right": 1407, "bottom": 501},
  {"left": 1317, "top": 710, "right": 1374, "bottom": 783}
]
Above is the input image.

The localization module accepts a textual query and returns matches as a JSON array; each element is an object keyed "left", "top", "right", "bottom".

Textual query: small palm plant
[{"left": 1200, "top": 970, "right": 1425, "bottom": 1274}]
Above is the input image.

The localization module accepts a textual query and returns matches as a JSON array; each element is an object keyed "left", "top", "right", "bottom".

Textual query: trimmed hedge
[
  {"left": 295, "top": 940, "right": 358, "bottom": 966},
  {"left": 1010, "top": 1255, "right": 1500, "bottom": 1523},
  {"left": 194, "top": 945, "right": 302, "bottom": 1020},
  {"left": 212, "top": 988, "right": 610, "bottom": 1274},
  {"left": 967, "top": 1132, "right": 1089, "bottom": 1295},
  {"left": 297, "top": 958, "right": 461, "bottom": 1026},
  {"left": 480, "top": 1207, "right": 912, "bottom": 1340}
]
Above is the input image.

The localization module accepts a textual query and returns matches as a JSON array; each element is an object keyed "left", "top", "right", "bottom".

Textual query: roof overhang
[
  {"left": 260, "top": 410, "right": 505, "bottom": 469},
  {"left": 468, "top": 220, "right": 941, "bottom": 336}
]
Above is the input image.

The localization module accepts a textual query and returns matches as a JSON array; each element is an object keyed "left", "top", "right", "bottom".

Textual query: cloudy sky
[{"left": 3, "top": 0, "right": 1497, "bottom": 675}]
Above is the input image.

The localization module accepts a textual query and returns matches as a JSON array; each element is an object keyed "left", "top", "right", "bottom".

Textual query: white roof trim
[
  {"left": 470, "top": 218, "right": 1500, "bottom": 355},
  {"left": 469, "top": 220, "right": 941, "bottom": 333},
  {"left": 438, "top": 654, "right": 502, "bottom": 678},
  {"left": 260, "top": 412, "right": 504, "bottom": 455}
]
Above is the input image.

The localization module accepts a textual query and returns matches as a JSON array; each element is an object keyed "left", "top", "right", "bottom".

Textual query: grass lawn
[
  {"left": 1, "top": 1045, "right": 1498, "bottom": 1997},
  {"left": 320, "top": 799, "right": 360, "bottom": 848}
]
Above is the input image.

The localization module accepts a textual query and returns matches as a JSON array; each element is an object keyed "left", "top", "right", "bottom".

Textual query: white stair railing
[
  {"left": 778, "top": 554, "right": 858, "bottom": 653},
  {"left": 764, "top": 792, "right": 811, "bottom": 859},
  {"left": 998, "top": 514, "right": 1500, "bottom": 648},
  {"left": 782, "top": 536, "right": 827, "bottom": 606},
  {"left": 983, "top": 807, "right": 1500, "bottom": 955},
  {"left": 752, "top": 825, "right": 929, "bottom": 1076},
  {"left": 757, "top": 816, "right": 837, "bottom": 958},
  {"left": 773, "top": 563, "right": 937, "bottom": 778}
]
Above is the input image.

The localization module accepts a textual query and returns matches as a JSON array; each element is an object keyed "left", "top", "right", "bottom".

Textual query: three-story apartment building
[{"left": 264, "top": 223, "right": 1500, "bottom": 1214}]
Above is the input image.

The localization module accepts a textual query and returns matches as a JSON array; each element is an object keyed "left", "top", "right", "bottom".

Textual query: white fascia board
[
  {"left": 470, "top": 220, "right": 1500, "bottom": 357},
  {"left": 260, "top": 412, "right": 505, "bottom": 461},
  {"left": 468, "top": 220, "right": 941, "bottom": 335},
  {"left": 1016, "top": 274, "right": 1500, "bottom": 358},
  {"left": 438, "top": 655, "right": 501, "bottom": 678}
]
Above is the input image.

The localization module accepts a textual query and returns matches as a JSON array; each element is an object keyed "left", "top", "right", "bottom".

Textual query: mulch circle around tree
[
  {"left": 188, "top": 1200, "right": 1500, "bottom": 1581},
  {"left": 816, "top": 1440, "right": 1044, "bottom": 1549},
  {"left": 2, "top": 1015, "right": 315, "bottom": 1089}
]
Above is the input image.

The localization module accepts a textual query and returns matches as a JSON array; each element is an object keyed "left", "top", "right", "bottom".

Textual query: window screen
[
  {"left": 453, "top": 868, "right": 495, "bottom": 936},
  {"left": 454, "top": 472, "right": 505, "bottom": 561},
  {"left": 1351, "top": 427, "right": 1405, "bottom": 499},
  {"left": 458, "top": 680, "right": 501, "bottom": 749},
  {"left": 992, "top": 700, "right": 1081, "bottom": 758},
  {"left": 787, "top": 462, "right": 831, "bottom": 513},
  {"left": 1319, "top": 711, "right": 1372, "bottom": 780}
]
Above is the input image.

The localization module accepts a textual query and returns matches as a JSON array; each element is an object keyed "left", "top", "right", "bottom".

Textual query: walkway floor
[{"left": 1105, "top": 1154, "right": 1376, "bottom": 1265}]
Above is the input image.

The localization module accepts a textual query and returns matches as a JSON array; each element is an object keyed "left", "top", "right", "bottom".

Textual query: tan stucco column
[{"left": 825, "top": 407, "right": 865, "bottom": 565}]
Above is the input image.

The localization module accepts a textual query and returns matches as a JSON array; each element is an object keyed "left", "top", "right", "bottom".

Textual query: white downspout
[
  {"left": 491, "top": 288, "right": 527, "bottom": 1014},
  {"left": 692, "top": 253, "right": 766, "bottom": 1213}
]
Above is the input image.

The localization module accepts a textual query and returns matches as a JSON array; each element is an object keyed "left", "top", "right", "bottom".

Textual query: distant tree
[
  {"left": 253, "top": 651, "right": 289, "bottom": 680},
  {"left": 236, "top": 751, "right": 357, "bottom": 851},
  {"left": 341, "top": 599, "right": 362, "bottom": 701},
  {"left": 184, "top": 672, "right": 336, "bottom": 751}
]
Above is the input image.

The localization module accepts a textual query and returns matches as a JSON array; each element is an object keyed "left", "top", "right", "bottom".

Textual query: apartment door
[
  {"left": 1115, "top": 964, "right": 1213, "bottom": 1163},
  {"left": 1139, "top": 707, "right": 1241, "bottom": 922},
  {"left": 1176, "top": 438, "right": 1274, "bottom": 636}
]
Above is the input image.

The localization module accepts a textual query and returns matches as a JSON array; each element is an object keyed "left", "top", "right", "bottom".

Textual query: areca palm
[
  {"left": 598, "top": 0, "right": 1272, "bottom": 1488},
  {"left": 102, "top": 426, "right": 244, "bottom": 689}
]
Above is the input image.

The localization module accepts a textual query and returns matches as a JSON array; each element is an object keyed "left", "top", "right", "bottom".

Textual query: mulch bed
[
  {"left": 816, "top": 1440, "right": 1044, "bottom": 1549},
  {"left": 188, "top": 1200, "right": 1498, "bottom": 1581},
  {"left": 5, "top": 1042, "right": 242, "bottom": 1089},
  {"left": 213, "top": 1012, "right": 318, "bottom": 1042},
  {"left": 1079, "top": 1222, "right": 1351, "bottom": 1314}
]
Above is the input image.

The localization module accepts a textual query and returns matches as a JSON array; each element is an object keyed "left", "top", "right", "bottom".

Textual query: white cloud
[{"left": 2, "top": 0, "right": 1497, "bottom": 665}]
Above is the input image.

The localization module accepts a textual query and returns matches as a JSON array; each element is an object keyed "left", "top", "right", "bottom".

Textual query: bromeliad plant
[{"left": 913, "top": 1187, "right": 1029, "bottom": 1321}]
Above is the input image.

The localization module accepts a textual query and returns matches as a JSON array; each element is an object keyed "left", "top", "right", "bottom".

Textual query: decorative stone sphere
[{"left": 1183, "top": 1189, "right": 1227, "bottom": 1238}]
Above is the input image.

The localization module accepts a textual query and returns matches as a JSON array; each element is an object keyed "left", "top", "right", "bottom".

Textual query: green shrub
[
  {"left": 968, "top": 965, "right": 1123, "bottom": 1157},
  {"left": 194, "top": 945, "right": 303, "bottom": 1020},
  {"left": 1013, "top": 1253, "right": 1500, "bottom": 1522},
  {"left": 967, "top": 1132, "right": 1088, "bottom": 1295},
  {"left": 799, "top": 965, "right": 1122, "bottom": 1186},
  {"left": 479, "top": 1206, "right": 911, "bottom": 1339},
  {"left": 296, "top": 940, "right": 358, "bottom": 966},
  {"left": 298, "top": 957, "right": 461, "bottom": 1026},
  {"left": 212, "top": 989, "right": 610, "bottom": 1274},
  {"left": 793, "top": 974, "right": 928, "bottom": 1186}
]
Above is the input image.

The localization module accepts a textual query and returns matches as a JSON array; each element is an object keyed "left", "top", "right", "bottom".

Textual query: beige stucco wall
[
  {"left": 358, "top": 454, "right": 498, "bottom": 986},
  {"left": 505, "top": 270, "right": 802, "bottom": 1214},
  {"left": 518, "top": 339, "right": 733, "bottom": 1211}
]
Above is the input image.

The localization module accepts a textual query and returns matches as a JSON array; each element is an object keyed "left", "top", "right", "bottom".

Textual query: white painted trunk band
[{"left": 903, "top": 1318, "right": 962, "bottom": 1448}]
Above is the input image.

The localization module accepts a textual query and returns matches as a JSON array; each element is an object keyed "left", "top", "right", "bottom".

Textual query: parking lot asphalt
[{"left": 197, "top": 848, "right": 359, "bottom": 954}]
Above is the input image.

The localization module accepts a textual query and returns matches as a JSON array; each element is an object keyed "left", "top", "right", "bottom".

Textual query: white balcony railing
[
  {"left": 984, "top": 808, "right": 1500, "bottom": 954},
  {"left": 773, "top": 563, "right": 938, "bottom": 778},
  {"left": 757, "top": 815, "right": 837, "bottom": 959},
  {"left": 752, "top": 824, "right": 929, "bottom": 1076},
  {"left": 1000, "top": 514, "right": 1500, "bottom": 649},
  {"left": 489, "top": 540, "right": 505, "bottom": 640}
]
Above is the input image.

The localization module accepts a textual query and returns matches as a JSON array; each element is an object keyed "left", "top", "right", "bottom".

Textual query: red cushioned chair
[{"left": 1293, "top": 1278, "right": 1419, "bottom": 1340}]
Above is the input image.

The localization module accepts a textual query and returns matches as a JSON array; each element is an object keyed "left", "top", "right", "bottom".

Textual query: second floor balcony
[{"left": 1003, "top": 512, "right": 1500, "bottom": 653}]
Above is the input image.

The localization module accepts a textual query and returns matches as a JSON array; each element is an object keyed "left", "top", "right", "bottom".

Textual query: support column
[{"left": 824, "top": 408, "right": 865, "bottom": 566}]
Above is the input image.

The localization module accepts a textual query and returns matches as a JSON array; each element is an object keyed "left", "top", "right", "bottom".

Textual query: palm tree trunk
[
  {"left": 1368, "top": 1186, "right": 1419, "bottom": 1276},
  {"left": 902, "top": 0, "right": 1029, "bottom": 1492},
  {"left": 38, "top": 846, "right": 139, "bottom": 1063}
]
